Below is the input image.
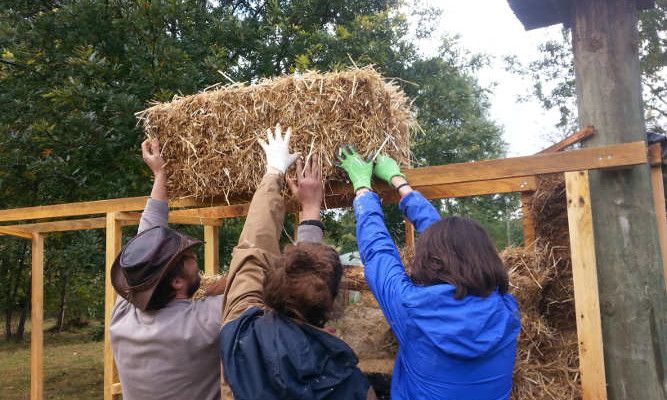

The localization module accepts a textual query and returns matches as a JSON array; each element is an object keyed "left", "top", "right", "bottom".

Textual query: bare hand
[
  {"left": 141, "top": 138, "right": 166, "bottom": 176},
  {"left": 204, "top": 275, "right": 228, "bottom": 297},
  {"left": 287, "top": 154, "right": 323, "bottom": 220}
]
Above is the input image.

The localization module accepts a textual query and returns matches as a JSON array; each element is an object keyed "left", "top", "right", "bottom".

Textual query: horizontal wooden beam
[
  {"left": 0, "top": 196, "right": 227, "bottom": 224},
  {"left": 407, "top": 141, "right": 647, "bottom": 187},
  {"left": 0, "top": 225, "right": 33, "bottom": 239},
  {"left": 0, "top": 143, "right": 644, "bottom": 223},
  {"left": 115, "top": 212, "right": 222, "bottom": 226}
]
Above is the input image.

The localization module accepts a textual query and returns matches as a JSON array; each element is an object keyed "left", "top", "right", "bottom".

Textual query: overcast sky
[{"left": 414, "top": 1, "right": 567, "bottom": 156}]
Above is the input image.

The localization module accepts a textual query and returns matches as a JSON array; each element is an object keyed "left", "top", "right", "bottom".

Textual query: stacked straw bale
[{"left": 138, "top": 67, "right": 413, "bottom": 201}]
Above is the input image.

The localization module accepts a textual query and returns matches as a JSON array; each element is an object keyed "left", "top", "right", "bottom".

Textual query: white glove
[{"left": 259, "top": 124, "right": 300, "bottom": 174}]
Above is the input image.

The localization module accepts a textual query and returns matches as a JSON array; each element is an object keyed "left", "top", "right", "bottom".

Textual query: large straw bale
[
  {"left": 138, "top": 67, "right": 413, "bottom": 201},
  {"left": 503, "top": 245, "right": 580, "bottom": 400}
]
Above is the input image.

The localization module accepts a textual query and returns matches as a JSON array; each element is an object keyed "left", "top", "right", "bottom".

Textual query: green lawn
[{"left": 0, "top": 320, "right": 104, "bottom": 400}]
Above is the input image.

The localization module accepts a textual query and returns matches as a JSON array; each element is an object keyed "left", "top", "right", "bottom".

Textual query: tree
[
  {"left": 508, "top": 2, "right": 666, "bottom": 136},
  {"left": 0, "top": 0, "right": 510, "bottom": 332}
]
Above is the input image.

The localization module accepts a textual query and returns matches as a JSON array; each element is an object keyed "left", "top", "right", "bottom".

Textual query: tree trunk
[{"left": 571, "top": 0, "right": 666, "bottom": 398}]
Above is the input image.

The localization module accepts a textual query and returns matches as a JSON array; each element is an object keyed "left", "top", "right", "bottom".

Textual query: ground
[{"left": 0, "top": 319, "right": 103, "bottom": 400}]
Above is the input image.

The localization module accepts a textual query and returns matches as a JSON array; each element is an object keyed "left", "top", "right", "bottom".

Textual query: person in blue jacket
[{"left": 337, "top": 146, "right": 521, "bottom": 400}]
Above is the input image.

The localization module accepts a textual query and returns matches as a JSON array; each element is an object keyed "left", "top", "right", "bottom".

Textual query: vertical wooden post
[
  {"left": 572, "top": 1, "right": 665, "bottom": 397},
  {"left": 404, "top": 217, "right": 414, "bottom": 249},
  {"left": 293, "top": 211, "right": 300, "bottom": 242},
  {"left": 104, "top": 213, "right": 122, "bottom": 400},
  {"left": 204, "top": 224, "right": 220, "bottom": 275},
  {"left": 565, "top": 171, "right": 608, "bottom": 400},
  {"left": 649, "top": 158, "right": 667, "bottom": 291},
  {"left": 521, "top": 192, "right": 535, "bottom": 248},
  {"left": 30, "top": 233, "right": 44, "bottom": 400}
]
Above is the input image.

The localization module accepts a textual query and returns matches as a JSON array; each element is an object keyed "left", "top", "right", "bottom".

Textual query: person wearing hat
[
  {"left": 109, "top": 138, "right": 226, "bottom": 400},
  {"left": 218, "top": 125, "right": 374, "bottom": 400}
]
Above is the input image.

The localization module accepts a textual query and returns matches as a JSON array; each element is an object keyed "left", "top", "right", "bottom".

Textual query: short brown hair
[
  {"left": 264, "top": 242, "right": 343, "bottom": 327},
  {"left": 411, "top": 216, "right": 508, "bottom": 300}
]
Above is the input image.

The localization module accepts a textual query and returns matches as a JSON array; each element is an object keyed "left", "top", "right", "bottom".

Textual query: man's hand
[
  {"left": 259, "top": 124, "right": 300, "bottom": 175},
  {"left": 142, "top": 138, "right": 168, "bottom": 202},
  {"left": 204, "top": 275, "right": 228, "bottom": 297},
  {"left": 287, "top": 154, "right": 323, "bottom": 220},
  {"left": 141, "top": 138, "right": 166, "bottom": 177},
  {"left": 336, "top": 145, "right": 373, "bottom": 192}
]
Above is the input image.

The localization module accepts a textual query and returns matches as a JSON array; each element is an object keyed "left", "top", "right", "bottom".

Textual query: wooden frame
[{"left": 0, "top": 141, "right": 656, "bottom": 400}]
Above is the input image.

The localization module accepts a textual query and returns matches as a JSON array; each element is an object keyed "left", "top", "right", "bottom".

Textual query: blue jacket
[
  {"left": 219, "top": 307, "right": 370, "bottom": 400},
  {"left": 354, "top": 191, "right": 521, "bottom": 400}
]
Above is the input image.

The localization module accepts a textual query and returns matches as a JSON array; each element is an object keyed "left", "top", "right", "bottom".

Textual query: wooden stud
[
  {"left": 521, "top": 192, "right": 536, "bottom": 248},
  {"left": 293, "top": 211, "right": 300, "bottom": 242},
  {"left": 649, "top": 161, "right": 667, "bottom": 291},
  {"left": 30, "top": 233, "right": 44, "bottom": 400},
  {"left": 204, "top": 224, "right": 220, "bottom": 275},
  {"left": 104, "top": 213, "right": 122, "bottom": 400},
  {"left": 565, "top": 171, "right": 608, "bottom": 400},
  {"left": 648, "top": 143, "right": 662, "bottom": 167},
  {"left": 404, "top": 217, "right": 414, "bottom": 249}
]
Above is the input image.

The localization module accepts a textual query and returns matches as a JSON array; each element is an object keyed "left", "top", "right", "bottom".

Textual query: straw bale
[
  {"left": 192, "top": 273, "right": 223, "bottom": 301},
  {"left": 138, "top": 67, "right": 413, "bottom": 201},
  {"left": 503, "top": 245, "right": 580, "bottom": 400}
]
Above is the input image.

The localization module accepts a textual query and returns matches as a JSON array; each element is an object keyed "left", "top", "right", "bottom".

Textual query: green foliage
[{"left": 0, "top": 0, "right": 513, "bottom": 333}]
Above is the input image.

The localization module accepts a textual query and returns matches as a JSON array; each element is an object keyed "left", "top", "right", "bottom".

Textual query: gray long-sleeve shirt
[{"left": 109, "top": 198, "right": 223, "bottom": 400}]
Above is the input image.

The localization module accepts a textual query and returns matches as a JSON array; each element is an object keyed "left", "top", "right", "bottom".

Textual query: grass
[{"left": 0, "top": 319, "right": 104, "bottom": 400}]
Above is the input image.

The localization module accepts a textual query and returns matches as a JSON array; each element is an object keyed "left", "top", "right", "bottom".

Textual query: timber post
[{"left": 571, "top": 0, "right": 666, "bottom": 398}]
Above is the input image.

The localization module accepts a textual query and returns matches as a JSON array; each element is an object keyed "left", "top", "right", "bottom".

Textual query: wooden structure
[
  {"left": 0, "top": 139, "right": 664, "bottom": 399},
  {"left": 508, "top": 0, "right": 666, "bottom": 399}
]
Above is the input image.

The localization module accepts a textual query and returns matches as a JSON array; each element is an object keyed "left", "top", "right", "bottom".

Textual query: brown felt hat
[{"left": 111, "top": 226, "right": 203, "bottom": 311}]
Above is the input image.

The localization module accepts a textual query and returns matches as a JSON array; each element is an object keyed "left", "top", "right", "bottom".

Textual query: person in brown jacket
[{"left": 218, "top": 125, "right": 375, "bottom": 400}]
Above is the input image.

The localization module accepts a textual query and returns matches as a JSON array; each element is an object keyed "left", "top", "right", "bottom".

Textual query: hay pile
[
  {"left": 138, "top": 67, "right": 413, "bottom": 201},
  {"left": 503, "top": 245, "right": 580, "bottom": 400}
]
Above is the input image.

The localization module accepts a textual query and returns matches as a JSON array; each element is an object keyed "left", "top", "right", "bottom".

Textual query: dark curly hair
[
  {"left": 263, "top": 242, "right": 343, "bottom": 327},
  {"left": 411, "top": 216, "right": 508, "bottom": 300}
]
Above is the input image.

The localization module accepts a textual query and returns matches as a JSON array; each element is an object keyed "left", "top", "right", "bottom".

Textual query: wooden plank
[
  {"left": 115, "top": 212, "right": 223, "bottom": 226},
  {"left": 30, "top": 233, "right": 44, "bottom": 400},
  {"left": 650, "top": 163, "right": 667, "bottom": 291},
  {"left": 104, "top": 213, "right": 122, "bottom": 400},
  {"left": 565, "top": 171, "right": 607, "bottom": 400},
  {"left": 204, "top": 225, "right": 220, "bottom": 275},
  {"left": 170, "top": 203, "right": 250, "bottom": 219},
  {"left": 0, "top": 225, "right": 33, "bottom": 239},
  {"left": 521, "top": 192, "right": 536, "bottom": 248},
  {"left": 407, "top": 142, "right": 647, "bottom": 187},
  {"left": 0, "top": 196, "right": 225, "bottom": 223},
  {"left": 0, "top": 143, "right": 639, "bottom": 224},
  {"left": 404, "top": 217, "right": 414, "bottom": 249},
  {"left": 538, "top": 125, "right": 596, "bottom": 154},
  {"left": 648, "top": 143, "right": 662, "bottom": 167}
]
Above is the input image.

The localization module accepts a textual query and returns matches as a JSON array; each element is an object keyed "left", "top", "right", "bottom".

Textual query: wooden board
[
  {"left": 650, "top": 163, "right": 667, "bottom": 291},
  {"left": 0, "top": 225, "right": 32, "bottom": 239},
  {"left": 204, "top": 225, "right": 220, "bottom": 275},
  {"left": 0, "top": 143, "right": 644, "bottom": 223},
  {"left": 407, "top": 141, "right": 646, "bottom": 187},
  {"left": 31, "top": 233, "right": 44, "bottom": 400},
  {"left": 565, "top": 171, "right": 607, "bottom": 400},
  {"left": 104, "top": 213, "right": 122, "bottom": 400},
  {"left": 538, "top": 126, "right": 596, "bottom": 154},
  {"left": 0, "top": 196, "right": 223, "bottom": 223}
]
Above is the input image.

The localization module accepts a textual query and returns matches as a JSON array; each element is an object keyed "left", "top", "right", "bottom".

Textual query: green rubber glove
[
  {"left": 336, "top": 145, "right": 373, "bottom": 192},
  {"left": 373, "top": 153, "right": 406, "bottom": 186}
]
